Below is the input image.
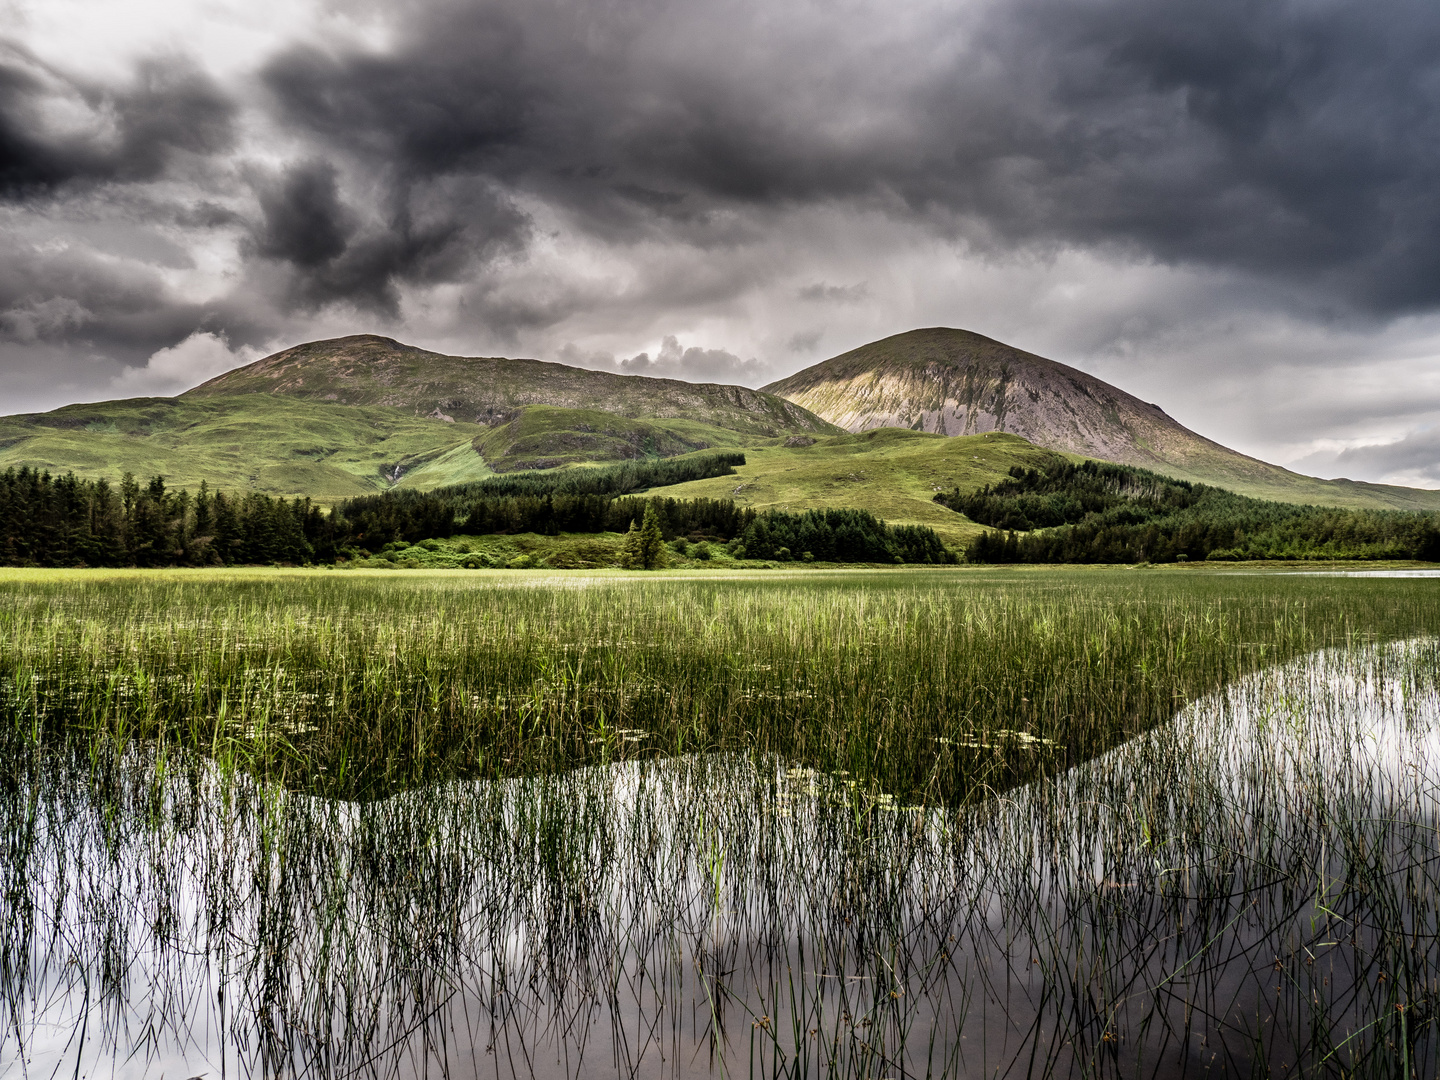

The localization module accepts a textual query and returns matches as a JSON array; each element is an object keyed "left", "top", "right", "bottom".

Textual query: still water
[{"left": 3, "top": 639, "right": 1439, "bottom": 1078}]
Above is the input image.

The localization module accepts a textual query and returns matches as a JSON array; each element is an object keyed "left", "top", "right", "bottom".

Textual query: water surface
[{"left": 4, "top": 639, "right": 1439, "bottom": 1077}]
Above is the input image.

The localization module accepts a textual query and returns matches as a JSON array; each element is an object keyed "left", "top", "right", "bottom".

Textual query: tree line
[
  {"left": 939, "top": 459, "right": 1440, "bottom": 563},
  {"left": 0, "top": 468, "right": 330, "bottom": 568},
  {"left": 332, "top": 450, "right": 750, "bottom": 545},
  {"left": 450, "top": 451, "right": 749, "bottom": 499},
  {"left": 737, "top": 508, "right": 954, "bottom": 563},
  {"left": 1, "top": 465, "right": 953, "bottom": 567}
]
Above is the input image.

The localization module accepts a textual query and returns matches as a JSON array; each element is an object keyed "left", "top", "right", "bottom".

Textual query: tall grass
[
  {"left": 2, "top": 567, "right": 1440, "bottom": 1076},
  {"left": 2, "top": 567, "right": 1434, "bottom": 801}
]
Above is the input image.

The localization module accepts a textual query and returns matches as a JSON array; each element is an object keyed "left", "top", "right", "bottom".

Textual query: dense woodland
[
  {"left": 334, "top": 452, "right": 750, "bottom": 544},
  {"left": 941, "top": 459, "right": 1440, "bottom": 563},
  {"left": 0, "top": 460, "right": 952, "bottom": 567},
  {"left": 0, "top": 469, "right": 329, "bottom": 567}
]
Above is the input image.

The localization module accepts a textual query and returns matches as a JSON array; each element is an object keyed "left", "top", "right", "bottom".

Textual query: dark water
[{"left": 4, "top": 640, "right": 1440, "bottom": 1078}]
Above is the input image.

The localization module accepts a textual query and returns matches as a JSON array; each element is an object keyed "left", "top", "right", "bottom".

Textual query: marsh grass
[
  {"left": 4, "top": 567, "right": 1434, "bottom": 803},
  {"left": 4, "top": 567, "right": 1440, "bottom": 1076}
]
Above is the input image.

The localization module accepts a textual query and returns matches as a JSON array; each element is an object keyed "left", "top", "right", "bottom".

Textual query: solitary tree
[{"left": 623, "top": 503, "right": 666, "bottom": 569}]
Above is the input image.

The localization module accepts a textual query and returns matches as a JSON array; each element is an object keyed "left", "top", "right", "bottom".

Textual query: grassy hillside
[
  {"left": 644, "top": 428, "right": 1067, "bottom": 545},
  {"left": 766, "top": 327, "right": 1440, "bottom": 512},
  {"left": 473, "top": 406, "right": 757, "bottom": 471},
  {"left": 0, "top": 394, "right": 493, "bottom": 499},
  {"left": 11, "top": 326, "right": 1436, "bottom": 523},
  {"left": 0, "top": 390, "right": 812, "bottom": 499},
  {"left": 191, "top": 334, "right": 837, "bottom": 439},
  {"left": 0, "top": 391, "right": 804, "bottom": 494}
]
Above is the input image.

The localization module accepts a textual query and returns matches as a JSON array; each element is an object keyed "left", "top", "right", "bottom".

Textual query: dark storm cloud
[
  {"left": 250, "top": 15, "right": 537, "bottom": 316},
  {"left": 0, "top": 48, "right": 235, "bottom": 197},
  {"left": 260, "top": 15, "right": 533, "bottom": 179},
  {"left": 253, "top": 161, "right": 353, "bottom": 268},
  {"left": 246, "top": 162, "right": 530, "bottom": 315},
  {"left": 244, "top": 0, "right": 1440, "bottom": 315},
  {"left": 9, "top": 0, "right": 1440, "bottom": 422},
  {"left": 963, "top": 0, "right": 1440, "bottom": 312},
  {"left": 0, "top": 242, "right": 212, "bottom": 362}
]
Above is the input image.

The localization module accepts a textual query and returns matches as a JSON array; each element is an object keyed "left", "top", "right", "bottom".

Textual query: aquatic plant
[{"left": 3, "top": 567, "right": 1440, "bottom": 1076}]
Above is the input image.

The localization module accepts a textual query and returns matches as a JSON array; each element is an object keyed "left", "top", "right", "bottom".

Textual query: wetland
[{"left": 3, "top": 566, "right": 1440, "bottom": 1077}]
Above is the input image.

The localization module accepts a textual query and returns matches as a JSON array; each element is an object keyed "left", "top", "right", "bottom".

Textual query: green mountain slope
[
  {"left": 471, "top": 406, "right": 759, "bottom": 472},
  {"left": 10, "top": 328, "right": 1437, "bottom": 527},
  {"left": 191, "top": 334, "right": 835, "bottom": 439},
  {"left": 0, "top": 334, "right": 840, "bottom": 494},
  {"left": 0, "top": 395, "right": 494, "bottom": 499},
  {"left": 764, "top": 327, "right": 1440, "bottom": 512},
  {"left": 644, "top": 428, "right": 1067, "bottom": 545}
]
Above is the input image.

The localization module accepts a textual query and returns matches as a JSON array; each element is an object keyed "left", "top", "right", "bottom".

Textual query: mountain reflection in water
[{"left": 3, "top": 639, "right": 1439, "bottom": 1078}]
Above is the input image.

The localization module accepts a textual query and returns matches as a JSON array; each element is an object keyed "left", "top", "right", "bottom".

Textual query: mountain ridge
[
  {"left": 3, "top": 328, "right": 1438, "bottom": 516},
  {"left": 190, "top": 334, "right": 834, "bottom": 438}
]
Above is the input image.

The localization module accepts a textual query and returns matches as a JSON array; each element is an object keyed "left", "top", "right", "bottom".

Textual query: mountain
[
  {"left": 190, "top": 334, "right": 833, "bottom": 441},
  {"left": 764, "top": 327, "right": 1440, "bottom": 512},
  {"left": 8, "top": 328, "right": 1439, "bottom": 518},
  {"left": 0, "top": 335, "right": 838, "bottom": 496}
]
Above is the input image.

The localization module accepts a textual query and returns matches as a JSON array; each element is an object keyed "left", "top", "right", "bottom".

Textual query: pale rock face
[
  {"left": 765, "top": 327, "right": 1270, "bottom": 482},
  {"left": 765, "top": 328, "right": 1440, "bottom": 510}
]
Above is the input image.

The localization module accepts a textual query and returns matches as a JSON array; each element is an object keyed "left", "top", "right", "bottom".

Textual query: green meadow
[
  {"left": 4, "top": 565, "right": 1440, "bottom": 1076},
  {"left": 647, "top": 428, "right": 1063, "bottom": 544}
]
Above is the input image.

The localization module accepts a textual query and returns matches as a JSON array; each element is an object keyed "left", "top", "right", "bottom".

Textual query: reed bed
[
  {"left": 2, "top": 566, "right": 1440, "bottom": 1077},
  {"left": 2, "top": 566, "right": 1435, "bottom": 801}
]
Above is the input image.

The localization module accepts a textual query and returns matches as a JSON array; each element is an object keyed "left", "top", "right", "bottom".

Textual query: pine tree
[
  {"left": 620, "top": 520, "right": 642, "bottom": 569},
  {"left": 637, "top": 502, "right": 665, "bottom": 569}
]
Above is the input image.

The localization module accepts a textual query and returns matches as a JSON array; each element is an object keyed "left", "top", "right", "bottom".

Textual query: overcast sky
[{"left": 3, "top": 0, "right": 1440, "bottom": 486}]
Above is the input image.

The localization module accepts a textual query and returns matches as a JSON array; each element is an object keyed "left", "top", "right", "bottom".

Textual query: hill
[
  {"left": 944, "top": 458, "right": 1440, "bottom": 564},
  {"left": 9, "top": 328, "right": 1439, "bottom": 526},
  {"left": 0, "top": 395, "right": 495, "bottom": 499},
  {"left": 190, "top": 334, "right": 835, "bottom": 443},
  {"left": 764, "top": 328, "right": 1440, "bottom": 512},
  {"left": 0, "top": 335, "right": 839, "bottom": 495},
  {"left": 643, "top": 429, "right": 1066, "bottom": 545}
]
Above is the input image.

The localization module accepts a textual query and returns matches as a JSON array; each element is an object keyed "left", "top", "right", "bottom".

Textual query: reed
[
  {"left": 3, "top": 566, "right": 1433, "bottom": 802},
  {"left": 2, "top": 565, "right": 1439, "bottom": 1076}
]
